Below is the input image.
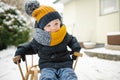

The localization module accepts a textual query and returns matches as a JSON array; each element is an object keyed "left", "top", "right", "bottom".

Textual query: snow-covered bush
[{"left": 0, "top": 2, "right": 31, "bottom": 50}]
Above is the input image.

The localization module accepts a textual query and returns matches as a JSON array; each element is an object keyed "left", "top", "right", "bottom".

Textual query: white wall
[
  {"left": 96, "top": 0, "right": 119, "bottom": 43},
  {"left": 63, "top": 1, "right": 77, "bottom": 34},
  {"left": 62, "top": 0, "right": 119, "bottom": 43},
  {"left": 63, "top": 0, "right": 97, "bottom": 42},
  {"left": 75, "top": 0, "right": 96, "bottom": 42}
]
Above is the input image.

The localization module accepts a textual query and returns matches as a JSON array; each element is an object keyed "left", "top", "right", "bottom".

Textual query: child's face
[{"left": 43, "top": 19, "right": 61, "bottom": 32}]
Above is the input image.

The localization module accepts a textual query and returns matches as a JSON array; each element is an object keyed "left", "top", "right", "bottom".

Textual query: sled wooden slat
[
  {"left": 73, "top": 52, "right": 83, "bottom": 70},
  {"left": 17, "top": 61, "right": 25, "bottom": 80},
  {"left": 25, "top": 56, "right": 28, "bottom": 72}
]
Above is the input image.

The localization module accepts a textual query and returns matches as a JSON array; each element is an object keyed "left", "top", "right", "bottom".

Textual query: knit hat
[{"left": 25, "top": 0, "right": 62, "bottom": 29}]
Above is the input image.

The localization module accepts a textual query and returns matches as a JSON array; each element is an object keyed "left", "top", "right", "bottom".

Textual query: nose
[{"left": 51, "top": 26, "right": 56, "bottom": 31}]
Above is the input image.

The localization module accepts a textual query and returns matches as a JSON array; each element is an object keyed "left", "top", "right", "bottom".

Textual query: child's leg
[
  {"left": 58, "top": 68, "right": 77, "bottom": 80},
  {"left": 39, "top": 68, "right": 58, "bottom": 80}
]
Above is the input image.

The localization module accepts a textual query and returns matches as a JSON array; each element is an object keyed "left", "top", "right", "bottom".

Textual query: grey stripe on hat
[{"left": 33, "top": 28, "right": 51, "bottom": 46}]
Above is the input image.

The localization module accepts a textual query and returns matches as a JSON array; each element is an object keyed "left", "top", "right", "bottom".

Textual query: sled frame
[{"left": 16, "top": 52, "right": 83, "bottom": 80}]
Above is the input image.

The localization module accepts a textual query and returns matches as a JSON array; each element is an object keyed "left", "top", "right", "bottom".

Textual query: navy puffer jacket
[{"left": 15, "top": 33, "right": 81, "bottom": 69}]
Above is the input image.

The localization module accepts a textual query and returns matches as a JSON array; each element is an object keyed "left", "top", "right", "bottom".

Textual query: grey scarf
[{"left": 33, "top": 28, "right": 51, "bottom": 46}]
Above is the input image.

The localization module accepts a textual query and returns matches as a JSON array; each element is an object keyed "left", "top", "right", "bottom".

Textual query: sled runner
[{"left": 13, "top": 52, "right": 83, "bottom": 80}]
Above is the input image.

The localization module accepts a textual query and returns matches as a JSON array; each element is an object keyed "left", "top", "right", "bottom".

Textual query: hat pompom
[{"left": 25, "top": 0, "right": 40, "bottom": 16}]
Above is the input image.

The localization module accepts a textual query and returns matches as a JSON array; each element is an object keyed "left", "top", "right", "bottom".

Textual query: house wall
[
  {"left": 63, "top": 1, "right": 77, "bottom": 34},
  {"left": 62, "top": 0, "right": 119, "bottom": 43},
  {"left": 75, "top": 0, "right": 96, "bottom": 42},
  {"left": 96, "top": 0, "right": 119, "bottom": 43}
]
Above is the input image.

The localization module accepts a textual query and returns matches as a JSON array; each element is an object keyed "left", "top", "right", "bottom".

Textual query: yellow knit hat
[
  {"left": 25, "top": 0, "right": 62, "bottom": 29},
  {"left": 32, "top": 5, "right": 55, "bottom": 22},
  {"left": 32, "top": 5, "right": 62, "bottom": 29}
]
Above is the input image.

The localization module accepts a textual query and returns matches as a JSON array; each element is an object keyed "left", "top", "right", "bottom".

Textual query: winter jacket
[{"left": 15, "top": 33, "right": 81, "bottom": 69}]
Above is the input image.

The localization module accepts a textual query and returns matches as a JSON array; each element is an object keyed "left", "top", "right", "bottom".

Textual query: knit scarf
[{"left": 33, "top": 25, "right": 67, "bottom": 46}]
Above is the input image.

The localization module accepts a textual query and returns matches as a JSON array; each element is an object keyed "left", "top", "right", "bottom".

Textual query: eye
[
  {"left": 55, "top": 23, "right": 58, "bottom": 25},
  {"left": 47, "top": 24, "right": 51, "bottom": 27}
]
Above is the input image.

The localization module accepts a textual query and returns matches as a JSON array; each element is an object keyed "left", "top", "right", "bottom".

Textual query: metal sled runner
[{"left": 13, "top": 52, "right": 83, "bottom": 80}]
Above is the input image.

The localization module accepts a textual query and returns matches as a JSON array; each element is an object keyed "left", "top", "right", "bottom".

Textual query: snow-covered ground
[{"left": 0, "top": 46, "right": 120, "bottom": 80}]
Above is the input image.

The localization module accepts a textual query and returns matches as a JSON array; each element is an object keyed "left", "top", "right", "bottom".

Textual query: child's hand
[{"left": 13, "top": 55, "right": 21, "bottom": 64}]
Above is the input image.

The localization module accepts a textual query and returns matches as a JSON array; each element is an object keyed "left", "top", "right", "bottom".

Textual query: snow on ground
[
  {"left": 76, "top": 49, "right": 120, "bottom": 80},
  {"left": 0, "top": 46, "right": 120, "bottom": 80},
  {"left": 0, "top": 46, "right": 20, "bottom": 80}
]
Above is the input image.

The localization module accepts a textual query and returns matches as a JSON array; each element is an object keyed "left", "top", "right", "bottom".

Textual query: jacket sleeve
[
  {"left": 67, "top": 34, "right": 81, "bottom": 60},
  {"left": 14, "top": 42, "right": 36, "bottom": 61},
  {"left": 67, "top": 33, "right": 81, "bottom": 53}
]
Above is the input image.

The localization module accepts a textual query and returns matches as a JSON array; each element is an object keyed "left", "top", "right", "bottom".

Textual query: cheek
[{"left": 56, "top": 26, "right": 60, "bottom": 30}]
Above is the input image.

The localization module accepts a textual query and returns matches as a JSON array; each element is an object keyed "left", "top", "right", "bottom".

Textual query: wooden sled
[{"left": 13, "top": 52, "right": 83, "bottom": 80}]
